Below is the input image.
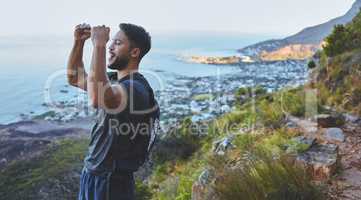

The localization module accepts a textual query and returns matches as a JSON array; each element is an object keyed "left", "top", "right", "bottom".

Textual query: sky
[{"left": 0, "top": 0, "right": 356, "bottom": 36}]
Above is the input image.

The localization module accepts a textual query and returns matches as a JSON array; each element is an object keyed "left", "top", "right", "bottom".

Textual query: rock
[
  {"left": 198, "top": 169, "right": 213, "bottom": 186},
  {"left": 286, "top": 115, "right": 318, "bottom": 136},
  {"left": 14, "top": 120, "right": 61, "bottom": 135},
  {"left": 0, "top": 158, "right": 7, "bottom": 164},
  {"left": 296, "top": 144, "right": 339, "bottom": 181},
  {"left": 314, "top": 114, "right": 345, "bottom": 128},
  {"left": 192, "top": 181, "right": 206, "bottom": 200},
  {"left": 286, "top": 136, "right": 316, "bottom": 154},
  {"left": 212, "top": 135, "right": 235, "bottom": 156},
  {"left": 343, "top": 113, "right": 360, "bottom": 124},
  {"left": 321, "top": 128, "right": 345, "bottom": 144},
  {"left": 286, "top": 121, "right": 298, "bottom": 128},
  {"left": 293, "top": 136, "right": 316, "bottom": 146},
  {"left": 220, "top": 105, "right": 231, "bottom": 113},
  {"left": 192, "top": 169, "right": 216, "bottom": 200}
]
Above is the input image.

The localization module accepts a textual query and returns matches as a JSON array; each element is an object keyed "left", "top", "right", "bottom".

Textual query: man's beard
[{"left": 108, "top": 56, "right": 130, "bottom": 70}]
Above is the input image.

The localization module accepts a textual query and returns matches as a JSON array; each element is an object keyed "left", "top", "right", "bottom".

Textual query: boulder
[
  {"left": 320, "top": 128, "right": 345, "bottom": 144},
  {"left": 292, "top": 136, "right": 316, "bottom": 147},
  {"left": 314, "top": 114, "right": 345, "bottom": 128},
  {"left": 286, "top": 120, "right": 298, "bottom": 128},
  {"left": 192, "top": 182, "right": 206, "bottom": 200},
  {"left": 212, "top": 135, "right": 235, "bottom": 156},
  {"left": 343, "top": 113, "right": 360, "bottom": 124},
  {"left": 192, "top": 169, "right": 216, "bottom": 200},
  {"left": 296, "top": 144, "right": 339, "bottom": 181},
  {"left": 198, "top": 169, "right": 213, "bottom": 186},
  {"left": 286, "top": 116, "right": 318, "bottom": 136},
  {"left": 286, "top": 136, "right": 316, "bottom": 154}
]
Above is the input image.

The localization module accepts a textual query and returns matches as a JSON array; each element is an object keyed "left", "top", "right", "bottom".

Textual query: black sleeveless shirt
[{"left": 84, "top": 72, "right": 160, "bottom": 173}]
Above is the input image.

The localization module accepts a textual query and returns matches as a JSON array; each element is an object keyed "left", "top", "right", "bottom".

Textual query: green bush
[
  {"left": 257, "top": 99, "right": 285, "bottom": 128},
  {"left": 151, "top": 153, "right": 205, "bottom": 200},
  {"left": 323, "top": 24, "right": 351, "bottom": 57},
  {"left": 323, "top": 10, "right": 361, "bottom": 57},
  {"left": 308, "top": 60, "right": 316, "bottom": 69},
  {"left": 236, "top": 87, "right": 249, "bottom": 97},
  {"left": 316, "top": 48, "right": 361, "bottom": 115},
  {"left": 254, "top": 85, "right": 268, "bottom": 96},
  {"left": 211, "top": 149, "right": 323, "bottom": 200},
  {"left": 136, "top": 180, "right": 153, "bottom": 200},
  {"left": 152, "top": 118, "right": 202, "bottom": 163},
  {"left": 235, "top": 86, "right": 268, "bottom": 105}
]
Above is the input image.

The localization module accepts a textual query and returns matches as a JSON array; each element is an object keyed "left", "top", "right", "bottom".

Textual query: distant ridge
[{"left": 239, "top": 0, "right": 361, "bottom": 60}]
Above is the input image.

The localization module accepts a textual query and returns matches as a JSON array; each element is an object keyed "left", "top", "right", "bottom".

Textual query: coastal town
[{"left": 18, "top": 59, "right": 309, "bottom": 134}]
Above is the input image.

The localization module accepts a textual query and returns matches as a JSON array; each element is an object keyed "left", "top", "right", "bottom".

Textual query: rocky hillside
[
  {"left": 239, "top": 0, "right": 361, "bottom": 61},
  {"left": 310, "top": 8, "right": 361, "bottom": 116},
  {"left": 0, "top": 119, "right": 153, "bottom": 200},
  {"left": 303, "top": 10, "right": 361, "bottom": 198},
  {"left": 0, "top": 118, "right": 91, "bottom": 170}
]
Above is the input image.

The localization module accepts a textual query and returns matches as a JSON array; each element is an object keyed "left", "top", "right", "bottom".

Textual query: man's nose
[{"left": 108, "top": 43, "right": 114, "bottom": 50}]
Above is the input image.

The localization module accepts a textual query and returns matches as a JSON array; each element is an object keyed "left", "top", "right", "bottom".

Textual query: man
[{"left": 67, "top": 23, "right": 160, "bottom": 200}]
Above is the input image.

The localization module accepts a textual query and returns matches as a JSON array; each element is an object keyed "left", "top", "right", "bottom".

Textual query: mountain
[{"left": 239, "top": 0, "right": 361, "bottom": 61}]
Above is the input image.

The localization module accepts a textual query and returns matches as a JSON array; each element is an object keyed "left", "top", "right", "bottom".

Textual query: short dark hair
[{"left": 119, "top": 23, "right": 151, "bottom": 60}]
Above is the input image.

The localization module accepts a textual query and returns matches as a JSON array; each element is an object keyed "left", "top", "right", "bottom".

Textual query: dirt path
[{"left": 328, "top": 117, "right": 361, "bottom": 200}]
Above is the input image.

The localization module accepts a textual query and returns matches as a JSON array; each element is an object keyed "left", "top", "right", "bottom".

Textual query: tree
[
  {"left": 323, "top": 24, "right": 350, "bottom": 57},
  {"left": 308, "top": 60, "right": 316, "bottom": 69},
  {"left": 323, "top": 9, "right": 361, "bottom": 57}
]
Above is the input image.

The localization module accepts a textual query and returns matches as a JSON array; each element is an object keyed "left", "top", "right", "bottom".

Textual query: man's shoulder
[
  {"left": 120, "top": 79, "right": 149, "bottom": 95},
  {"left": 119, "top": 74, "right": 151, "bottom": 94},
  {"left": 118, "top": 76, "right": 153, "bottom": 109}
]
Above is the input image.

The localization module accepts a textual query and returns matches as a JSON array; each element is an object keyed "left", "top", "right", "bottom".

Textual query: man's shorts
[{"left": 78, "top": 167, "right": 135, "bottom": 200}]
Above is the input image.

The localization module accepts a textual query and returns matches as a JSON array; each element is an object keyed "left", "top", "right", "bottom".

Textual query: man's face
[{"left": 108, "top": 30, "right": 132, "bottom": 70}]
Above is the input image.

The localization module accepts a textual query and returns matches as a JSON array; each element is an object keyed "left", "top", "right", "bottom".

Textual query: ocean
[{"left": 0, "top": 32, "right": 291, "bottom": 124}]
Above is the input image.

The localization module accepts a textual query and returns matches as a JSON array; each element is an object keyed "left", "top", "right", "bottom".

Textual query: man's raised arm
[
  {"left": 67, "top": 23, "right": 91, "bottom": 91},
  {"left": 88, "top": 26, "right": 126, "bottom": 112}
]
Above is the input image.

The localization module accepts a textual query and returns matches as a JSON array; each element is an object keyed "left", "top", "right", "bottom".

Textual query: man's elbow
[
  {"left": 67, "top": 75, "right": 77, "bottom": 87},
  {"left": 68, "top": 80, "right": 77, "bottom": 87}
]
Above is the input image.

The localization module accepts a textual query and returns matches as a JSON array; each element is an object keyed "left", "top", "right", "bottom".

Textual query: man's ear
[{"left": 130, "top": 48, "right": 140, "bottom": 59}]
